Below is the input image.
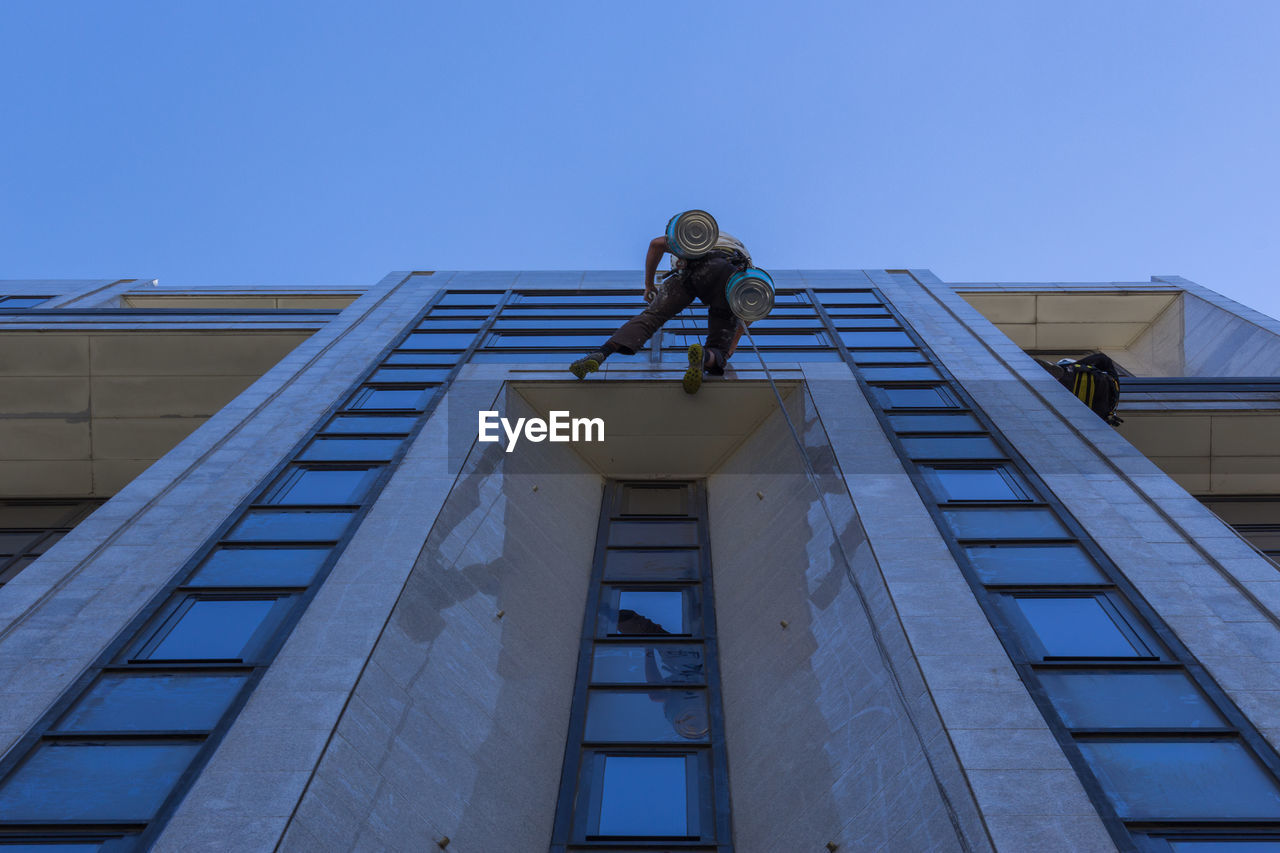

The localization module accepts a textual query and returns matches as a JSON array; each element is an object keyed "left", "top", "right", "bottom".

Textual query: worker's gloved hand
[{"left": 644, "top": 286, "right": 656, "bottom": 303}]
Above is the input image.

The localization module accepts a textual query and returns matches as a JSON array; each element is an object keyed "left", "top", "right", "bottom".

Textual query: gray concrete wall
[
  {"left": 709, "top": 380, "right": 998, "bottom": 852},
  {"left": 274, "top": 384, "right": 602, "bottom": 852}
]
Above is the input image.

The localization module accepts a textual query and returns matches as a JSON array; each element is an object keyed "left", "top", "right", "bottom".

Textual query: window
[
  {"left": 1038, "top": 671, "right": 1225, "bottom": 729},
  {"left": 585, "top": 690, "right": 710, "bottom": 742},
  {"left": 840, "top": 330, "right": 916, "bottom": 349},
  {"left": 0, "top": 295, "right": 53, "bottom": 308},
  {"left": 227, "top": 510, "right": 354, "bottom": 543},
  {"left": 600, "top": 588, "right": 697, "bottom": 637},
  {"left": 401, "top": 332, "right": 477, "bottom": 349},
  {"left": 369, "top": 366, "right": 451, "bottom": 383},
  {"left": 383, "top": 350, "right": 462, "bottom": 366},
  {"left": 132, "top": 596, "right": 294, "bottom": 662},
  {"left": 261, "top": 467, "right": 382, "bottom": 505},
  {"left": 298, "top": 438, "right": 403, "bottom": 463},
  {"left": 322, "top": 414, "right": 417, "bottom": 435},
  {"left": 607, "top": 521, "right": 698, "bottom": 548},
  {"left": 903, "top": 436, "right": 1005, "bottom": 460},
  {"left": 577, "top": 752, "right": 707, "bottom": 838},
  {"left": 922, "top": 466, "right": 1028, "bottom": 502},
  {"left": 860, "top": 365, "right": 941, "bottom": 381},
  {"left": 189, "top": 546, "right": 330, "bottom": 587},
  {"left": 345, "top": 386, "right": 434, "bottom": 411},
  {"left": 591, "top": 645, "right": 705, "bottom": 685},
  {"left": 619, "top": 484, "right": 689, "bottom": 516},
  {"left": 0, "top": 742, "right": 201, "bottom": 821},
  {"left": 871, "top": 385, "right": 959, "bottom": 409},
  {"left": 965, "top": 544, "right": 1106, "bottom": 585},
  {"left": 1008, "top": 595, "right": 1155, "bottom": 659},
  {"left": 848, "top": 349, "right": 928, "bottom": 364},
  {"left": 604, "top": 550, "right": 699, "bottom": 581},
  {"left": 1078, "top": 740, "right": 1280, "bottom": 819},
  {"left": 54, "top": 673, "right": 249, "bottom": 732},
  {"left": 889, "top": 413, "right": 985, "bottom": 433},
  {"left": 942, "top": 507, "right": 1068, "bottom": 540}
]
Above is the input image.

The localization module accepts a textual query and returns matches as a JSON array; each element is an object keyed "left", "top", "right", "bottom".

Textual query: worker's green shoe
[
  {"left": 570, "top": 352, "right": 606, "bottom": 380},
  {"left": 683, "top": 344, "right": 704, "bottom": 395}
]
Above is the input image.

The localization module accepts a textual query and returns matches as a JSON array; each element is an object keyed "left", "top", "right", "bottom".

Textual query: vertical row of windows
[
  {"left": 0, "top": 289, "right": 508, "bottom": 849},
  {"left": 552, "top": 482, "right": 732, "bottom": 852},
  {"left": 0, "top": 500, "right": 104, "bottom": 586},
  {"left": 810, "top": 287, "right": 1280, "bottom": 851}
]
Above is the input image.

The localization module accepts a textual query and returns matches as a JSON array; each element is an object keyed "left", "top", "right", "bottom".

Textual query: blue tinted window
[
  {"left": 965, "top": 544, "right": 1105, "bottom": 584},
  {"left": 585, "top": 690, "right": 709, "bottom": 742},
  {"left": 841, "top": 330, "right": 915, "bottom": 348},
  {"left": 488, "top": 333, "right": 633, "bottom": 350},
  {"left": 401, "top": 332, "right": 476, "bottom": 349},
  {"left": 1038, "top": 671, "right": 1225, "bottom": 729},
  {"left": 263, "top": 467, "right": 380, "bottom": 505},
  {"left": 494, "top": 317, "right": 627, "bottom": 331},
  {"left": 383, "top": 351, "right": 461, "bottom": 366},
  {"left": 873, "top": 386, "right": 958, "bottom": 409},
  {"left": 832, "top": 317, "right": 900, "bottom": 329},
  {"left": 890, "top": 413, "right": 984, "bottom": 433},
  {"left": 190, "top": 546, "right": 329, "bottom": 587},
  {"left": 0, "top": 742, "right": 200, "bottom": 821},
  {"left": 226, "top": 510, "right": 352, "bottom": 542},
  {"left": 849, "top": 349, "right": 927, "bottom": 364},
  {"left": 54, "top": 673, "right": 248, "bottom": 732},
  {"left": 608, "top": 521, "right": 698, "bottom": 548},
  {"left": 1014, "top": 597, "right": 1148, "bottom": 658},
  {"left": 346, "top": 387, "right": 433, "bottom": 411},
  {"left": 515, "top": 294, "right": 643, "bottom": 305},
  {"left": 369, "top": 367, "right": 451, "bottom": 383},
  {"left": 602, "top": 589, "right": 693, "bottom": 636},
  {"left": 597, "top": 755, "right": 690, "bottom": 836},
  {"left": 815, "top": 292, "right": 882, "bottom": 307},
  {"left": 904, "top": 436, "right": 1005, "bottom": 460},
  {"left": 604, "top": 550, "right": 698, "bottom": 580},
  {"left": 470, "top": 350, "right": 580, "bottom": 363},
  {"left": 860, "top": 365, "right": 940, "bottom": 381},
  {"left": 298, "top": 438, "right": 402, "bottom": 462},
  {"left": 591, "top": 645, "right": 705, "bottom": 685},
  {"left": 140, "top": 598, "right": 286, "bottom": 661},
  {"left": 414, "top": 319, "right": 483, "bottom": 330},
  {"left": 757, "top": 349, "right": 844, "bottom": 362},
  {"left": 0, "top": 296, "right": 52, "bottom": 308},
  {"left": 668, "top": 331, "right": 828, "bottom": 347},
  {"left": 1079, "top": 740, "right": 1280, "bottom": 819},
  {"left": 943, "top": 507, "right": 1068, "bottom": 539},
  {"left": 924, "top": 467, "right": 1026, "bottom": 502},
  {"left": 323, "top": 414, "right": 417, "bottom": 434}
]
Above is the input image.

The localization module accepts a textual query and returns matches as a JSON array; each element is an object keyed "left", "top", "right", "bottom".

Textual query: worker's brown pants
[{"left": 607, "top": 256, "right": 738, "bottom": 372}]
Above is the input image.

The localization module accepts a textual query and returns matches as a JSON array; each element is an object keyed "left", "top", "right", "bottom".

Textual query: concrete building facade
[{"left": 0, "top": 270, "right": 1278, "bottom": 851}]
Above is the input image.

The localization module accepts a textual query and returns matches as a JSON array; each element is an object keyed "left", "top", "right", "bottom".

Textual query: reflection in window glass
[
  {"left": 591, "top": 645, "right": 705, "bottom": 685},
  {"left": 401, "top": 332, "right": 476, "bottom": 349},
  {"left": 832, "top": 317, "right": 901, "bottom": 329},
  {"left": 370, "top": 367, "right": 451, "bottom": 383},
  {"left": 143, "top": 599, "right": 279, "bottom": 661},
  {"left": 298, "top": 438, "right": 402, "bottom": 463},
  {"left": 925, "top": 467, "right": 1025, "bottom": 502},
  {"left": 849, "top": 349, "right": 928, "bottom": 364},
  {"left": 226, "top": 510, "right": 352, "bottom": 542},
  {"left": 840, "top": 330, "right": 916, "bottom": 348},
  {"left": 265, "top": 468, "right": 380, "bottom": 505},
  {"left": 604, "top": 550, "right": 698, "bottom": 581},
  {"left": 903, "top": 436, "right": 1005, "bottom": 460},
  {"left": 323, "top": 414, "right": 417, "bottom": 434},
  {"left": 0, "top": 742, "right": 200, "bottom": 821},
  {"left": 943, "top": 508, "right": 1067, "bottom": 540},
  {"left": 346, "top": 387, "right": 433, "bottom": 411},
  {"left": 0, "top": 296, "right": 52, "bottom": 308},
  {"left": 1038, "top": 671, "right": 1225, "bottom": 729},
  {"left": 965, "top": 544, "right": 1105, "bottom": 585},
  {"left": 1079, "top": 740, "right": 1280, "bottom": 819},
  {"left": 55, "top": 673, "right": 248, "bottom": 732},
  {"left": 383, "top": 351, "right": 461, "bottom": 366},
  {"left": 438, "top": 292, "right": 502, "bottom": 306},
  {"left": 607, "top": 521, "right": 698, "bottom": 548},
  {"left": 586, "top": 690, "right": 709, "bottom": 742},
  {"left": 191, "top": 546, "right": 329, "bottom": 587},
  {"left": 889, "top": 413, "right": 984, "bottom": 433},
  {"left": 607, "top": 591, "right": 687, "bottom": 636},
  {"left": 873, "top": 386, "right": 957, "bottom": 409},
  {"left": 1014, "top": 597, "right": 1145, "bottom": 658},
  {"left": 598, "top": 755, "right": 689, "bottom": 836},
  {"left": 859, "top": 365, "right": 940, "bottom": 381},
  {"left": 488, "top": 333, "right": 637, "bottom": 350}
]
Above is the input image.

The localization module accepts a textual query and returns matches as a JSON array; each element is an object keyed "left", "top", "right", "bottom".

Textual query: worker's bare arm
[{"left": 644, "top": 236, "right": 670, "bottom": 302}]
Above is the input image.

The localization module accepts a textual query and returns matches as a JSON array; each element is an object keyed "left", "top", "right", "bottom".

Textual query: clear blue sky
[{"left": 3, "top": 1, "right": 1278, "bottom": 319}]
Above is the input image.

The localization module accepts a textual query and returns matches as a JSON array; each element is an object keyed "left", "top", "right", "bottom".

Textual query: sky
[{"left": 2, "top": 1, "right": 1279, "bottom": 319}]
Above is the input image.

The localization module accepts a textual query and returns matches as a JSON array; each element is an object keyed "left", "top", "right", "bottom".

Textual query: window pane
[
  {"left": 0, "top": 532, "right": 40, "bottom": 553},
  {"left": 608, "top": 522, "right": 698, "bottom": 548},
  {"left": 226, "top": 510, "right": 352, "bottom": 542},
  {"left": 815, "top": 292, "right": 882, "bottom": 307},
  {"left": 669, "top": 331, "right": 828, "bottom": 348},
  {"left": 494, "top": 317, "right": 629, "bottom": 331},
  {"left": 438, "top": 291, "right": 502, "bottom": 306},
  {"left": 0, "top": 504, "right": 80, "bottom": 526},
  {"left": 965, "top": 544, "right": 1105, "bottom": 584},
  {"left": 603, "top": 590, "right": 690, "bottom": 636},
  {"left": 1038, "top": 671, "right": 1225, "bottom": 729},
  {"left": 840, "top": 330, "right": 916, "bottom": 348},
  {"left": 1169, "top": 841, "right": 1280, "bottom": 852},
  {"left": 0, "top": 742, "right": 200, "bottom": 821},
  {"left": 298, "top": 438, "right": 402, "bottom": 463},
  {"left": 516, "top": 294, "right": 643, "bottom": 306},
  {"left": 401, "top": 332, "right": 476, "bottom": 349},
  {"left": 488, "top": 333, "right": 631, "bottom": 350},
  {"left": 383, "top": 351, "right": 461, "bottom": 366},
  {"left": 54, "top": 673, "right": 248, "bottom": 732},
  {"left": 0, "top": 296, "right": 52, "bottom": 308},
  {"left": 904, "top": 436, "right": 1005, "bottom": 460},
  {"left": 1014, "top": 597, "right": 1145, "bottom": 658},
  {"left": 1078, "top": 740, "right": 1280, "bottom": 819},
  {"left": 758, "top": 349, "right": 844, "bottom": 362},
  {"left": 413, "top": 319, "right": 484, "bottom": 330},
  {"left": 346, "top": 387, "right": 433, "bottom": 411},
  {"left": 598, "top": 755, "right": 689, "bottom": 836},
  {"left": 323, "top": 415, "right": 418, "bottom": 434},
  {"left": 849, "top": 349, "right": 928, "bottom": 364},
  {"left": 585, "top": 690, "right": 710, "bottom": 742},
  {"left": 265, "top": 468, "right": 379, "bottom": 505},
  {"left": 832, "top": 317, "right": 901, "bottom": 329},
  {"left": 620, "top": 485, "right": 689, "bottom": 516},
  {"left": 860, "top": 365, "right": 940, "bottom": 381},
  {"left": 604, "top": 550, "right": 698, "bottom": 581},
  {"left": 872, "top": 386, "right": 957, "bottom": 409},
  {"left": 943, "top": 508, "right": 1068, "bottom": 539},
  {"left": 190, "top": 546, "right": 329, "bottom": 587},
  {"left": 890, "top": 413, "right": 984, "bottom": 433},
  {"left": 471, "top": 350, "right": 582, "bottom": 363},
  {"left": 144, "top": 599, "right": 281, "bottom": 661},
  {"left": 924, "top": 467, "right": 1024, "bottom": 502},
  {"left": 369, "top": 367, "right": 451, "bottom": 383},
  {"left": 591, "top": 645, "right": 705, "bottom": 685}
]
